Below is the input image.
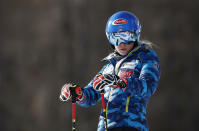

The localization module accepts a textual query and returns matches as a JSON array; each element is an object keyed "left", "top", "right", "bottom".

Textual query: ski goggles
[{"left": 106, "top": 31, "right": 137, "bottom": 46}]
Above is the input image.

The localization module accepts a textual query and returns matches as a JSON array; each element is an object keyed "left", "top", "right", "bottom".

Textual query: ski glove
[
  {"left": 93, "top": 73, "right": 127, "bottom": 91},
  {"left": 60, "top": 83, "right": 83, "bottom": 102}
]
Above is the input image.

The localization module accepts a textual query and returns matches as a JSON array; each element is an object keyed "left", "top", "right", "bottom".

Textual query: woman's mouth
[{"left": 120, "top": 48, "right": 126, "bottom": 51}]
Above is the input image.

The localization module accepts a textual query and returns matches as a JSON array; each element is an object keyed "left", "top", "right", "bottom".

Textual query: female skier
[{"left": 60, "top": 11, "right": 161, "bottom": 131}]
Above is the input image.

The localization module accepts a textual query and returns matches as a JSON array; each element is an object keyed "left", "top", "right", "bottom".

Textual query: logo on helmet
[{"left": 112, "top": 19, "right": 128, "bottom": 25}]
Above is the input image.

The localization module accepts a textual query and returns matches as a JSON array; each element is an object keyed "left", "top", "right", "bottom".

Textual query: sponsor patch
[
  {"left": 118, "top": 70, "right": 133, "bottom": 78},
  {"left": 112, "top": 18, "right": 128, "bottom": 25}
]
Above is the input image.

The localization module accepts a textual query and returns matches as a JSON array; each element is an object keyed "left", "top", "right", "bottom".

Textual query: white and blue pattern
[{"left": 77, "top": 44, "right": 161, "bottom": 131}]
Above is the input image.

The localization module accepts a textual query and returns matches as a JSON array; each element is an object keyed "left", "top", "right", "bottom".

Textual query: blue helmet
[{"left": 106, "top": 11, "right": 141, "bottom": 46}]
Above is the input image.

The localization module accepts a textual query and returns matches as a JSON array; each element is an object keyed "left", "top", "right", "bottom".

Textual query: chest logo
[{"left": 118, "top": 70, "right": 134, "bottom": 78}]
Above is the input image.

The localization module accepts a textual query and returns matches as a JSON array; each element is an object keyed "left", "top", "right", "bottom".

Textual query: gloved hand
[
  {"left": 93, "top": 73, "right": 127, "bottom": 91},
  {"left": 60, "top": 83, "right": 83, "bottom": 102}
]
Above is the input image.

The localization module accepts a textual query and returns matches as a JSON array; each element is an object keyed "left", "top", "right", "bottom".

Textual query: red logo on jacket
[
  {"left": 112, "top": 19, "right": 128, "bottom": 25},
  {"left": 118, "top": 70, "right": 133, "bottom": 78}
]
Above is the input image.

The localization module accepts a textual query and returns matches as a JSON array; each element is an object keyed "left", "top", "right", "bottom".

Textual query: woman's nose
[{"left": 118, "top": 42, "right": 126, "bottom": 46}]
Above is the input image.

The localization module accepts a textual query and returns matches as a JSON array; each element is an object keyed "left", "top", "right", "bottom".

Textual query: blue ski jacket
[{"left": 77, "top": 44, "right": 161, "bottom": 131}]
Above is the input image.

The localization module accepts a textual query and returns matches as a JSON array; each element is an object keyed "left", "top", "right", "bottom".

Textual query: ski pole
[
  {"left": 72, "top": 102, "right": 76, "bottom": 131},
  {"left": 71, "top": 87, "right": 76, "bottom": 131},
  {"left": 100, "top": 90, "right": 108, "bottom": 131}
]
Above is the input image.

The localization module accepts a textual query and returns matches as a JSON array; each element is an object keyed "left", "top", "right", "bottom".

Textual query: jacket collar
[{"left": 102, "top": 44, "right": 145, "bottom": 63}]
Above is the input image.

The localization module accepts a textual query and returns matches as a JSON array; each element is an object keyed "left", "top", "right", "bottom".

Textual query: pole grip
[{"left": 71, "top": 87, "right": 76, "bottom": 131}]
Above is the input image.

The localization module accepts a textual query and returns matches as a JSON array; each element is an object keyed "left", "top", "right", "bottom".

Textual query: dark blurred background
[{"left": 0, "top": 0, "right": 199, "bottom": 131}]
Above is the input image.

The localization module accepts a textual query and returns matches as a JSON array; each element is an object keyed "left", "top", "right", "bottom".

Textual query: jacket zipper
[
  {"left": 106, "top": 46, "right": 141, "bottom": 117},
  {"left": 126, "top": 96, "right": 130, "bottom": 113}
]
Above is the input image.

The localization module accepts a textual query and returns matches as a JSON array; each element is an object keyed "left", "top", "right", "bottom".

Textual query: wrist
[
  {"left": 118, "top": 78, "right": 126, "bottom": 88},
  {"left": 76, "top": 94, "right": 86, "bottom": 103}
]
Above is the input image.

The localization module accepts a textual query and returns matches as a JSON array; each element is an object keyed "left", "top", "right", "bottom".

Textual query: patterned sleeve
[{"left": 125, "top": 49, "right": 161, "bottom": 98}]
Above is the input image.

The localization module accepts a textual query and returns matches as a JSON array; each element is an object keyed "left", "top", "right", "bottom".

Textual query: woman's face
[{"left": 115, "top": 42, "right": 135, "bottom": 56}]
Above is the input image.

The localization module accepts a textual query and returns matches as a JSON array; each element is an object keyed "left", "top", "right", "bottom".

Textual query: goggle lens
[{"left": 107, "top": 31, "right": 137, "bottom": 46}]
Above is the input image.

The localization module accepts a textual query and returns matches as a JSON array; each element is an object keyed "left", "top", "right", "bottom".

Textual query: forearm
[
  {"left": 124, "top": 61, "right": 160, "bottom": 97},
  {"left": 76, "top": 84, "right": 101, "bottom": 108},
  {"left": 125, "top": 77, "right": 158, "bottom": 97}
]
